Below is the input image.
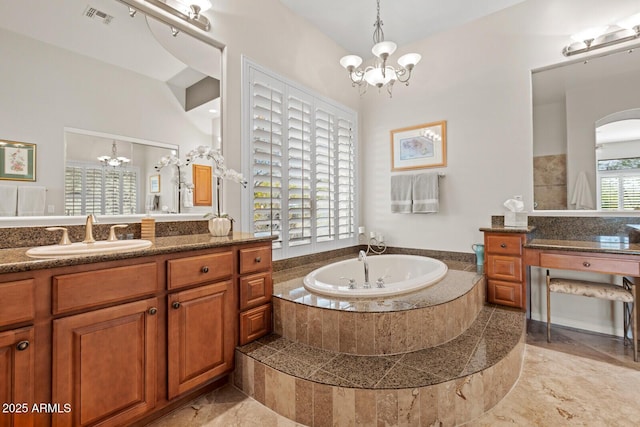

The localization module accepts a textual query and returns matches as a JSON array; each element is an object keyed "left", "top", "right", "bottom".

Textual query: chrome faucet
[
  {"left": 358, "top": 250, "right": 370, "bottom": 288},
  {"left": 83, "top": 214, "right": 98, "bottom": 243}
]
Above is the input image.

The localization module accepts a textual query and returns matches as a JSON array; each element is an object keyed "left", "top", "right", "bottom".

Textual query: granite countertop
[
  {"left": 525, "top": 238, "right": 640, "bottom": 256},
  {"left": 0, "top": 232, "right": 273, "bottom": 274}
]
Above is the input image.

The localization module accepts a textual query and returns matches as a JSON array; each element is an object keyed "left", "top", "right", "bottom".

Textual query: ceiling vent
[{"left": 83, "top": 5, "right": 113, "bottom": 24}]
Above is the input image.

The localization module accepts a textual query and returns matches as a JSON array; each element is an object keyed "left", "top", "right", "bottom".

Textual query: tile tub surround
[
  {"left": 234, "top": 305, "right": 525, "bottom": 426},
  {"left": 273, "top": 269, "right": 485, "bottom": 355}
]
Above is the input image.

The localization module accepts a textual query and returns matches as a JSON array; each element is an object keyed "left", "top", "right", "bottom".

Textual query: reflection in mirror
[
  {"left": 64, "top": 129, "right": 179, "bottom": 215},
  {"left": 595, "top": 114, "right": 640, "bottom": 210},
  {"left": 0, "top": 0, "right": 221, "bottom": 220},
  {"left": 532, "top": 46, "right": 640, "bottom": 210}
]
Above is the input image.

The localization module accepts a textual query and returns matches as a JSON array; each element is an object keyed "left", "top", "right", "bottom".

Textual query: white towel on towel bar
[
  {"left": 390, "top": 175, "right": 413, "bottom": 213},
  {"left": 570, "top": 172, "right": 594, "bottom": 210},
  {"left": 0, "top": 185, "right": 17, "bottom": 216},
  {"left": 17, "top": 186, "right": 46, "bottom": 216},
  {"left": 412, "top": 173, "right": 439, "bottom": 213}
]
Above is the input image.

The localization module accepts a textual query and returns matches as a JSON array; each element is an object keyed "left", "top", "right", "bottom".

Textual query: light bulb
[
  {"left": 570, "top": 26, "right": 609, "bottom": 43},
  {"left": 371, "top": 41, "right": 397, "bottom": 59},
  {"left": 398, "top": 53, "right": 422, "bottom": 70},
  {"left": 339, "top": 55, "right": 363, "bottom": 71},
  {"left": 617, "top": 13, "right": 640, "bottom": 30}
]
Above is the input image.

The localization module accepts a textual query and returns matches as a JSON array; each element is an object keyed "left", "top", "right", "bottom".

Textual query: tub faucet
[
  {"left": 83, "top": 214, "right": 98, "bottom": 243},
  {"left": 358, "top": 250, "right": 370, "bottom": 288}
]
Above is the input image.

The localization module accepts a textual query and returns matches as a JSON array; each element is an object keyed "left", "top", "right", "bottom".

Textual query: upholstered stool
[{"left": 546, "top": 270, "right": 637, "bottom": 362}]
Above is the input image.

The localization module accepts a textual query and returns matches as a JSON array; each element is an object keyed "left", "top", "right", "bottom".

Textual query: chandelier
[
  {"left": 98, "top": 141, "right": 131, "bottom": 167},
  {"left": 339, "top": 0, "right": 421, "bottom": 96}
]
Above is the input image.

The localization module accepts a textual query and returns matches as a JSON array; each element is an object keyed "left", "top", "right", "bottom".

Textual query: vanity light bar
[
  {"left": 563, "top": 23, "right": 640, "bottom": 57},
  {"left": 120, "top": 0, "right": 210, "bottom": 32}
]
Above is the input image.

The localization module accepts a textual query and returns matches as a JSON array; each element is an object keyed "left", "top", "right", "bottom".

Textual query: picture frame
[
  {"left": 390, "top": 121, "right": 447, "bottom": 171},
  {"left": 149, "top": 174, "right": 161, "bottom": 193},
  {"left": 0, "top": 140, "right": 36, "bottom": 181}
]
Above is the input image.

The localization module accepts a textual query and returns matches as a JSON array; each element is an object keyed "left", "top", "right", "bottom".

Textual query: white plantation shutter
[
  {"left": 250, "top": 73, "right": 284, "bottom": 249},
  {"left": 65, "top": 166, "right": 83, "bottom": 215},
  {"left": 337, "top": 117, "right": 355, "bottom": 239},
  {"left": 64, "top": 163, "right": 138, "bottom": 215},
  {"left": 243, "top": 59, "right": 358, "bottom": 259},
  {"left": 314, "top": 105, "right": 335, "bottom": 243},
  {"left": 287, "top": 89, "right": 312, "bottom": 247},
  {"left": 623, "top": 176, "right": 640, "bottom": 209}
]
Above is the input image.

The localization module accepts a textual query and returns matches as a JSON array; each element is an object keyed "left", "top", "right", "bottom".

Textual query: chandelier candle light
[
  {"left": 339, "top": 0, "right": 421, "bottom": 96},
  {"left": 186, "top": 146, "right": 247, "bottom": 236}
]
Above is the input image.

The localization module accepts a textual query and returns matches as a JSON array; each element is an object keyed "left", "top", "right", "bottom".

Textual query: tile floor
[{"left": 148, "top": 320, "right": 640, "bottom": 426}]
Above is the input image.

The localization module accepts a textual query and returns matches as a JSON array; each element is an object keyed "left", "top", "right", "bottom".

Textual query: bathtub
[{"left": 303, "top": 254, "right": 448, "bottom": 297}]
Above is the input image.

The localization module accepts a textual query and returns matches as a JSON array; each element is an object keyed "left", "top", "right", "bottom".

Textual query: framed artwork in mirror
[
  {"left": 390, "top": 121, "right": 447, "bottom": 171},
  {"left": 149, "top": 175, "right": 161, "bottom": 193},
  {"left": 0, "top": 140, "right": 36, "bottom": 181}
]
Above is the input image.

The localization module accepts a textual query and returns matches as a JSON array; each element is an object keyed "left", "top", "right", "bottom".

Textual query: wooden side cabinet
[
  {"left": 238, "top": 244, "right": 273, "bottom": 345},
  {"left": 167, "top": 280, "right": 235, "bottom": 399},
  {"left": 52, "top": 298, "right": 158, "bottom": 427},
  {"left": 484, "top": 231, "right": 527, "bottom": 309}
]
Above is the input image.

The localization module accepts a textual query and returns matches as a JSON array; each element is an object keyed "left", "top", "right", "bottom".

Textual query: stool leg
[
  {"left": 624, "top": 301, "right": 630, "bottom": 346},
  {"left": 546, "top": 270, "right": 551, "bottom": 343}
]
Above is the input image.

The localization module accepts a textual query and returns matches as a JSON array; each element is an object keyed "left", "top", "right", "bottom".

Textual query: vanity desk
[{"left": 482, "top": 223, "right": 640, "bottom": 360}]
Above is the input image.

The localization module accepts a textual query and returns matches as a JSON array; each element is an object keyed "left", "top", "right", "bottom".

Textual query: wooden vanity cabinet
[
  {"left": 484, "top": 231, "right": 527, "bottom": 309},
  {"left": 0, "top": 239, "right": 273, "bottom": 427},
  {"left": 52, "top": 298, "right": 158, "bottom": 427},
  {"left": 166, "top": 249, "right": 235, "bottom": 399}
]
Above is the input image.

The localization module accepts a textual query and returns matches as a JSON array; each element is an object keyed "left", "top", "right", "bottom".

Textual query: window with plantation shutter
[
  {"left": 64, "top": 162, "right": 139, "bottom": 215},
  {"left": 598, "top": 173, "right": 640, "bottom": 210},
  {"left": 243, "top": 59, "right": 358, "bottom": 259}
]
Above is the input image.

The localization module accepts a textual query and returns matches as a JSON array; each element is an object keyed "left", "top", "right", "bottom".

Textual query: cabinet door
[
  {"left": 0, "top": 327, "right": 34, "bottom": 427},
  {"left": 52, "top": 298, "right": 158, "bottom": 427},
  {"left": 168, "top": 281, "right": 235, "bottom": 399}
]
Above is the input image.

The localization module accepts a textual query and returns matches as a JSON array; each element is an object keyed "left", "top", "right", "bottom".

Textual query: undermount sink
[{"left": 26, "top": 239, "right": 153, "bottom": 259}]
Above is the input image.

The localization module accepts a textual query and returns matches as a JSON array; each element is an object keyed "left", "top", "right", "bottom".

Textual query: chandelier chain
[{"left": 373, "top": 0, "right": 384, "bottom": 45}]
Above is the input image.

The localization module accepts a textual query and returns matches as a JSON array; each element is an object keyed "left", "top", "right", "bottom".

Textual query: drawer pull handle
[
  {"left": 500, "top": 243, "right": 507, "bottom": 248},
  {"left": 172, "top": 301, "right": 181, "bottom": 310},
  {"left": 201, "top": 266, "right": 209, "bottom": 273},
  {"left": 16, "top": 341, "right": 29, "bottom": 351},
  {"left": 583, "top": 262, "right": 591, "bottom": 267},
  {"left": 148, "top": 307, "right": 157, "bottom": 315},
  {"left": 255, "top": 256, "right": 262, "bottom": 263}
]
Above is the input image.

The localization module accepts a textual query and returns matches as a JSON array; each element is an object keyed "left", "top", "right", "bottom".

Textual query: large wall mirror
[
  {"left": 0, "top": 0, "right": 221, "bottom": 220},
  {"left": 532, "top": 45, "right": 640, "bottom": 211}
]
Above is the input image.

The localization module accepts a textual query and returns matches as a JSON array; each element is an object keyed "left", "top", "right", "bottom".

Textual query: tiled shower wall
[{"left": 533, "top": 154, "right": 567, "bottom": 210}]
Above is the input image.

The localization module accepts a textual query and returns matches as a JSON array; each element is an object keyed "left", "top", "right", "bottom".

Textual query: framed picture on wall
[
  {"left": 0, "top": 140, "right": 36, "bottom": 181},
  {"left": 149, "top": 174, "right": 161, "bottom": 193},
  {"left": 390, "top": 121, "right": 447, "bottom": 171}
]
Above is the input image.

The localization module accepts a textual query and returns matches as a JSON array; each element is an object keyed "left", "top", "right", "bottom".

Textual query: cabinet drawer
[
  {"left": 486, "top": 255, "right": 522, "bottom": 281},
  {"left": 485, "top": 234, "right": 522, "bottom": 256},
  {"left": 0, "top": 279, "right": 35, "bottom": 327},
  {"left": 168, "top": 251, "right": 233, "bottom": 290},
  {"left": 239, "top": 272, "right": 272, "bottom": 310},
  {"left": 488, "top": 279, "right": 523, "bottom": 308},
  {"left": 239, "top": 246, "right": 272, "bottom": 275},
  {"left": 53, "top": 263, "right": 157, "bottom": 315},
  {"left": 539, "top": 253, "right": 640, "bottom": 276},
  {"left": 239, "top": 304, "right": 272, "bottom": 345}
]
